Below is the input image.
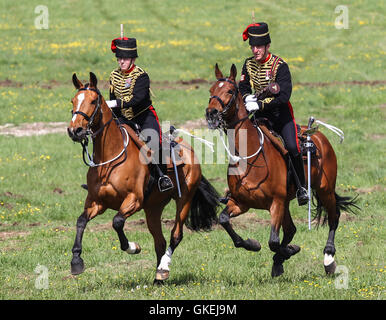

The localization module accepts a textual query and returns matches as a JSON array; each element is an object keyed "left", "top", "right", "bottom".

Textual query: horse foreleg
[
  {"left": 71, "top": 200, "right": 105, "bottom": 275},
  {"left": 71, "top": 212, "right": 88, "bottom": 275},
  {"left": 112, "top": 194, "right": 142, "bottom": 254},
  {"left": 219, "top": 201, "right": 261, "bottom": 252}
]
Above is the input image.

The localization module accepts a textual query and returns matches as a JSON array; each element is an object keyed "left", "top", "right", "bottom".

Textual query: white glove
[
  {"left": 245, "top": 94, "right": 257, "bottom": 103},
  {"left": 245, "top": 101, "right": 260, "bottom": 112},
  {"left": 106, "top": 100, "right": 117, "bottom": 108}
]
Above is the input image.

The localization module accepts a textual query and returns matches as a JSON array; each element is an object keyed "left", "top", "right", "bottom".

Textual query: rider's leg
[
  {"left": 281, "top": 121, "right": 308, "bottom": 206},
  {"left": 139, "top": 108, "right": 173, "bottom": 192}
]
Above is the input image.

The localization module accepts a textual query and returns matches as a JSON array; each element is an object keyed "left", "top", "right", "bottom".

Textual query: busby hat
[
  {"left": 111, "top": 37, "right": 138, "bottom": 58},
  {"left": 242, "top": 22, "right": 271, "bottom": 46}
]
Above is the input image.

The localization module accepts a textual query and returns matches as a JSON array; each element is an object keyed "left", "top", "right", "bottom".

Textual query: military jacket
[
  {"left": 239, "top": 53, "right": 292, "bottom": 111},
  {"left": 109, "top": 65, "right": 152, "bottom": 120}
]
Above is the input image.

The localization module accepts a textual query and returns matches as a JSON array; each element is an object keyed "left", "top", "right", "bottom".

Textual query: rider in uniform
[
  {"left": 107, "top": 37, "right": 173, "bottom": 192},
  {"left": 239, "top": 22, "right": 308, "bottom": 206}
]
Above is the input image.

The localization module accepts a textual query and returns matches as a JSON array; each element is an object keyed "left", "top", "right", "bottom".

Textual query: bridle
[
  {"left": 207, "top": 77, "right": 265, "bottom": 165},
  {"left": 208, "top": 78, "right": 239, "bottom": 129},
  {"left": 72, "top": 86, "right": 104, "bottom": 134}
]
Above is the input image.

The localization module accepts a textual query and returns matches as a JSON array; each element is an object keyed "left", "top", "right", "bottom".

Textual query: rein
[{"left": 81, "top": 125, "right": 129, "bottom": 167}]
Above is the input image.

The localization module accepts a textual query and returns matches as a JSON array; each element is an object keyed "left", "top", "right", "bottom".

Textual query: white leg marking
[
  {"left": 324, "top": 253, "right": 335, "bottom": 266},
  {"left": 157, "top": 247, "right": 173, "bottom": 271},
  {"left": 126, "top": 242, "right": 138, "bottom": 254}
]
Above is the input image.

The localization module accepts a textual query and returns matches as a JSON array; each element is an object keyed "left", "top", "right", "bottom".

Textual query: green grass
[{"left": 0, "top": 0, "right": 385, "bottom": 300}]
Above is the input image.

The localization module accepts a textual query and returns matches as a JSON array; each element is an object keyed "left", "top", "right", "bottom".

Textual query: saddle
[
  {"left": 252, "top": 117, "right": 318, "bottom": 159},
  {"left": 116, "top": 119, "right": 184, "bottom": 173}
]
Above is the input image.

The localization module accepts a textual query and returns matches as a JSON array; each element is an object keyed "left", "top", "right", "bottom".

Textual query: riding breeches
[{"left": 262, "top": 102, "right": 301, "bottom": 157}]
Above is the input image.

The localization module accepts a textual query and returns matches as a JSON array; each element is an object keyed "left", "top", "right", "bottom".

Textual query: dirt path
[
  {"left": 0, "top": 119, "right": 208, "bottom": 137},
  {"left": 0, "top": 122, "right": 68, "bottom": 137}
]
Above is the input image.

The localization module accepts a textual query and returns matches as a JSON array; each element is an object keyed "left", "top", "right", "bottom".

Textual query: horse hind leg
[
  {"left": 154, "top": 196, "right": 194, "bottom": 284},
  {"left": 144, "top": 204, "right": 167, "bottom": 285},
  {"left": 270, "top": 200, "right": 300, "bottom": 277},
  {"left": 316, "top": 191, "right": 339, "bottom": 274}
]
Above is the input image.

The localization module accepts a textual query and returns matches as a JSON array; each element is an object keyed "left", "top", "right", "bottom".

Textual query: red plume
[
  {"left": 242, "top": 23, "right": 260, "bottom": 41},
  {"left": 111, "top": 37, "right": 129, "bottom": 52}
]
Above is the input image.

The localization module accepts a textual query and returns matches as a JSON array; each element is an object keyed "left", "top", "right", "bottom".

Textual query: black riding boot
[{"left": 290, "top": 154, "right": 308, "bottom": 206}]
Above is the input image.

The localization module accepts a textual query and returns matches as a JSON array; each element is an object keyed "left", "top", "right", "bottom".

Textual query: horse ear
[
  {"left": 229, "top": 64, "right": 237, "bottom": 81},
  {"left": 72, "top": 73, "right": 83, "bottom": 89},
  {"left": 215, "top": 63, "right": 223, "bottom": 79},
  {"left": 89, "top": 72, "right": 98, "bottom": 88}
]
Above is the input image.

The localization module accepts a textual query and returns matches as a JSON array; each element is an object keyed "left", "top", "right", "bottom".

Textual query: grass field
[{"left": 0, "top": 0, "right": 385, "bottom": 301}]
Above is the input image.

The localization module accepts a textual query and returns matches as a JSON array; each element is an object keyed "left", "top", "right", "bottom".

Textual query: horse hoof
[
  {"left": 126, "top": 242, "right": 141, "bottom": 254},
  {"left": 324, "top": 253, "right": 336, "bottom": 275},
  {"left": 71, "top": 259, "right": 85, "bottom": 275},
  {"left": 287, "top": 244, "right": 301, "bottom": 256},
  {"left": 324, "top": 260, "right": 337, "bottom": 275},
  {"left": 153, "top": 279, "right": 165, "bottom": 286},
  {"left": 155, "top": 269, "right": 169, "bottom": 281},
  {"left": 244, "top": 238, "right": 261, "bottom": 252},
  {"left": 271, "top": 263, "right": 284, "bottom": 278}
]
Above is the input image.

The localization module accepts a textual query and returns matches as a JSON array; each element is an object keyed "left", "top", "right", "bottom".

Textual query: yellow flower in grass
[{"left": 214, "top": 44, "right": 232, "bottom": 51}]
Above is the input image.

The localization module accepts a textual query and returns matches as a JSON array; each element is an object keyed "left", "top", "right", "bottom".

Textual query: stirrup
[
  {"left": 158, "top": 176, "right": 173, "bottom": 192},
  {"left": 296, "top": 187, "right": 308, "bottom": 206}
]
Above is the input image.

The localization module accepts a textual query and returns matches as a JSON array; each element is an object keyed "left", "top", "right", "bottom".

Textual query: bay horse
[
  {"left": 67, "top": 72, "right": 219, "bottom": 283},
  {"left": 205, "top": 64, "right": 358, "bottom": 277}
]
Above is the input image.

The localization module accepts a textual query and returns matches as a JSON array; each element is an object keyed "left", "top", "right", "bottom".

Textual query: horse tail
[
  {"left": 186, "top": 175, "right": 220, "bottom": 231},
  {"left": 312, "top": 191, "right": 360, "bottom": 226}
]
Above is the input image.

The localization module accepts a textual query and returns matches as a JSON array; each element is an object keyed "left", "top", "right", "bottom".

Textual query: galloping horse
[
  {"left": 205, "top": 64, "right": 358, "bottom": 277},
  {"left": 67, "top": 72, "right": 219, "bottom": 283}
]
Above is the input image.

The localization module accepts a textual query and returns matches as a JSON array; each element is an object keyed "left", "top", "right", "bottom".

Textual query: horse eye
[
  {"left": 227, "top": 90, "right": 234, "bottom": 95},
  {"left": 91, "top": 99, "right": 97, "bottom": 105}
]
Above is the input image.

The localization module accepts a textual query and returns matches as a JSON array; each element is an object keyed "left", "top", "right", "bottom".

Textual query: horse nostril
[
  {"left": 206, "top": 109, "right": 218, "bottom": 119},
  {"left": 75, "top": 127, "right": 83, "bottom": 136}
]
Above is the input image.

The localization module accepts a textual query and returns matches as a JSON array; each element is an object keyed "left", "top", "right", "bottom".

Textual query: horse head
[
  {"left": 68, "top": 72, "right": 102, "bottom": 142},
  {"left": 206, "top": 63, "right": 238, "bottom": 129}
]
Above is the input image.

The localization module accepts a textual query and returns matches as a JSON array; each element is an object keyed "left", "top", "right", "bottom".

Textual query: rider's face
[
  {"left": 251, "top": 44, "right": 270, "bottom": 62},
  {"left": 117, "top": 57, "right": 133, "bottom": 71}
]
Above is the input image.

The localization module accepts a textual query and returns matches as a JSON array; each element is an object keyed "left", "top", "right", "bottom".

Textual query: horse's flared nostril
[{"left": 75, "top": 127, "right": 84, "bottom": 136}]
